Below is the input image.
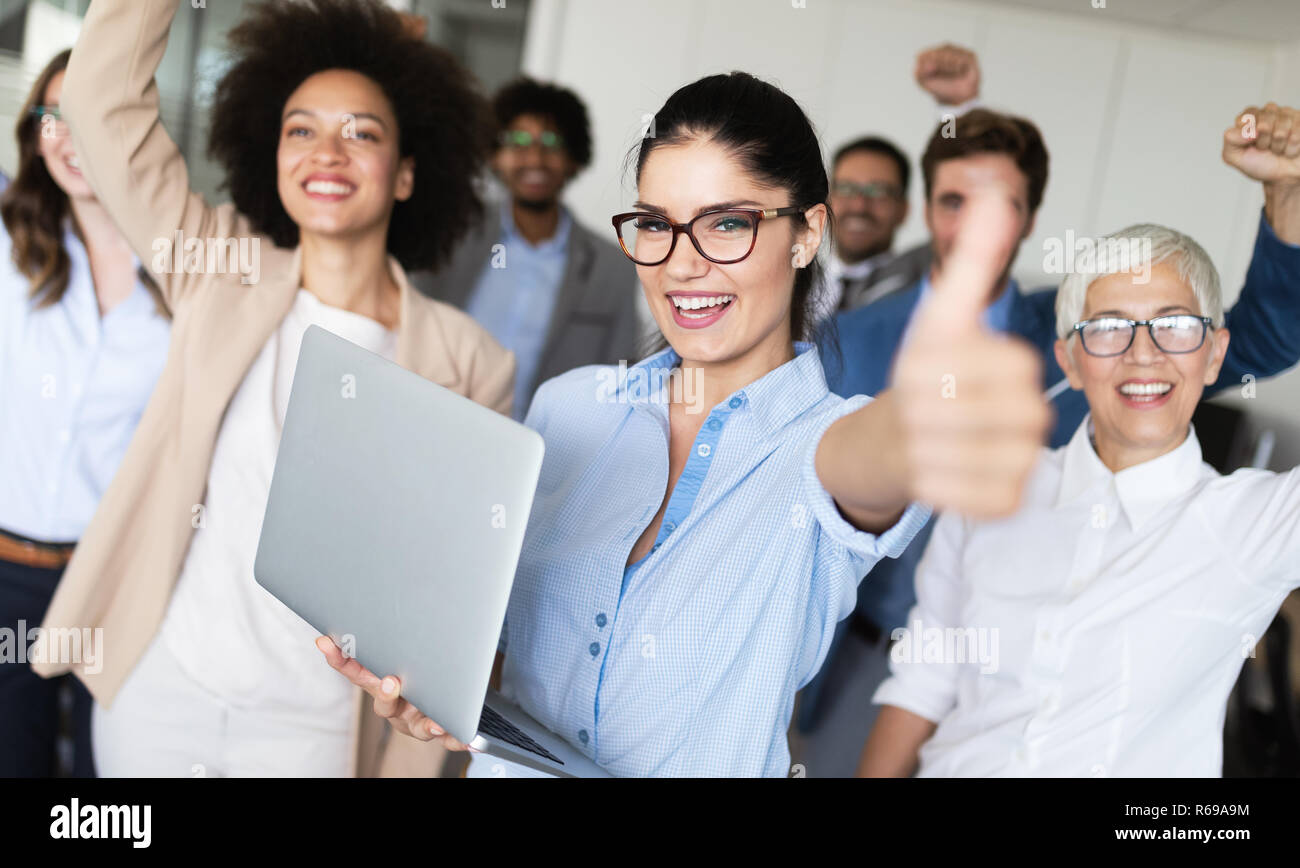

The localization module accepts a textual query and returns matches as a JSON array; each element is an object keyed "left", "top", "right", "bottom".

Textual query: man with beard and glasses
[{"left": 412, "top": 78, "right": 641, "bottom": 420}]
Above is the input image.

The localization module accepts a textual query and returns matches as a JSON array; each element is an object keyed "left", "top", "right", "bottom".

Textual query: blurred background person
[
  {"left": 412, "top": 77, "right": 641, "bottom": 421},
  {"left": 0, "top": 48, "right": 170, "bottom": 777},
  {"left": 818, "top": 135, "right": 926, "bottom": 317}
]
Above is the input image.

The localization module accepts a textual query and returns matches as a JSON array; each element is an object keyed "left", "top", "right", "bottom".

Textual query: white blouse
[
  {"left": 874, "top": 417, "right": 1300, "bottom": 777},
  {"left": 0, "top": 223, "right": 169, "bottom": 542},
  {"left": 159, "top": 290, "right": 397, "bottom": 732}
]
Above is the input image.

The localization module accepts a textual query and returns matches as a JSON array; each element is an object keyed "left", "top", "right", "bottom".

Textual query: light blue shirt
[
  {"left": 466, "top": 205, "right": 572, "bottom": 420},
  {"left": 498, "top": 343, "right": 931, "bottom": 776},
  {"left": 0, "top": 223, "right": 169, "bottom": 542}
]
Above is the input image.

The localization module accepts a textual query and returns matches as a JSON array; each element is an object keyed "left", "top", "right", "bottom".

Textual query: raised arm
[
  {"left": 61, "top": 0, "right": 250, "bottom": 309},
  {"left": 1210, "top": 102, "right": 1300, "bottom": 393},
  {"left": 816, "top": 183, "right": 1051, "bottom": 531}
]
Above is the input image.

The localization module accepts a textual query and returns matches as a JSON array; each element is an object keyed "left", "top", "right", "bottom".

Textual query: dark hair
[
  {"left": 920, "top": 108, "right": 1049, "bottom": 215},
  {"left": 2, "top": 50, "right": 73, "bottom": 307},
  {"left": 831, "top": 136, "right": 911, "bottom": 195},
  {"left": 630, "top": 71, "right": 831, "bottom": 345},
  {"left": 492, "top": 77, "right": 593, "bottom": 170},
  {"left": 1, "top": 50, "right": 162, "bottom": 310},
  {"left": 207, "top": 0, "right": 492, "bottom": 272}
]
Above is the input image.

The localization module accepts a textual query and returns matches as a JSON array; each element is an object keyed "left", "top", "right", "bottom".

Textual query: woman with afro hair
[{"left": 31, "top": 0, "right": 514, "bottom": 777}]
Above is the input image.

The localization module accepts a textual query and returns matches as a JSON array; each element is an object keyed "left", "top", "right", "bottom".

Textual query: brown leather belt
[{"left": 0, "top": 528, "right": 76, "bottom": 569}]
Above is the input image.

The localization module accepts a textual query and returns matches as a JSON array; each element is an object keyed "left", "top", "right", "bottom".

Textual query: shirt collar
[
  {"left": 500, "top": 202, "right": 573, "bottom": 253},
  {"left": 620, "top": 341, "right": 830, "bottom": 437},
  {"left": 1055, "top": 414, "right": 1209, "bottom": 532},
  {"left": 62, "top": 221, "right": 151, "bottom": 317},
  {"left": 829, "top": 248, "right": 892, "bottom": 283}
]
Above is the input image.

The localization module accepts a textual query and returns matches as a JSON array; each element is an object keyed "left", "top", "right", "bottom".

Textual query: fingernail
[
  {"left": 429, "top": 721, "right": 443, "bottom": 735},
  {"left": 381, "top": 677, "right": 397, "bottom": 695}
]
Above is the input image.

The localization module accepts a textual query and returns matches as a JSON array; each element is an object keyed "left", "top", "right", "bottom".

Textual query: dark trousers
[{"left": 0, "top": 555, "right": 95, "bottom": 777}]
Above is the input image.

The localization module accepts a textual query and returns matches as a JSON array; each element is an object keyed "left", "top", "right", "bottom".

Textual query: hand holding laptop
[{"left": 316, "top": 636, "right": 469, "bottom": 752}]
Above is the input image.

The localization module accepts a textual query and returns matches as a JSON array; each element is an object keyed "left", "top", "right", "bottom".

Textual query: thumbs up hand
[{"left": 889, "top": 184, "right": 1051, "bottom": 519}]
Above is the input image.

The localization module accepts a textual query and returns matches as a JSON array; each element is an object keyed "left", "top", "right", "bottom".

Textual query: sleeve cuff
[
  {"left": 871, "top": 672, "right": 952, "bottom": 725},
  {"left": 936, "top": 97, "right": 983, "bottom": 122},
  {"left": 801, "top": 394, "right": 933, "bottom": 570}
]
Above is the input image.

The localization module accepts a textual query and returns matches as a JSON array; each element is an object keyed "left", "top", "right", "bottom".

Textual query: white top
[
  {"left": 0, "top": 223, "right": 169, "bottom": 541},
  {"left": 874, "top": 417, "right": 1300, "bottom": 777},
  {"left": 160, "top": 290, "right": 397, "bottom": 731}
]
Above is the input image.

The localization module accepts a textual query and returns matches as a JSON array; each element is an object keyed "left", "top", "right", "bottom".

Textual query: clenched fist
[
  {"left": 915, "top": 43, "right": 981, "bottom": 106},
  {"left": 1224, "top": 102, "right": 1300, "bottom": 186}
]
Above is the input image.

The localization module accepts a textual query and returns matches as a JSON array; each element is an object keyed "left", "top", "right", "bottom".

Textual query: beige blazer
[{"left": 33, "top": 0, "right": 516, "bottom": 778}]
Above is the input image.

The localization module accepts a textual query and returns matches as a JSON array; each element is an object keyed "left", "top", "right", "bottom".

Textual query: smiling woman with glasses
[
  {"left": 861, "top": 222, "right": 1300, "bottom": 778},
  {"left": 324, "top": 70, "right": 1052, "bottom": 777}
]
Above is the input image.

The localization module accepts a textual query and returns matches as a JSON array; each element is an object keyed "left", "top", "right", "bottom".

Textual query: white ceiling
[{"left": 974, "top": 0, "right": 1300, "bottom": 42}]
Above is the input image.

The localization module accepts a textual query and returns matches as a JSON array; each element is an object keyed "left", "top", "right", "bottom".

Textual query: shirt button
[
  {"left": 578, "top": 729, "right": 589, "bottom": 745},
  {"left": 664, "top": 520, "right": 676, "bottom": 534},
  {"left": 58, "top": 429, "right": 70, "bottom": 443},
  {"left": 707, "top": 418, "right": 721, "bottom": 431},
  {"left": 697, "top": 443, "right": 711, "bottom": 458},
  {"left": 729, "top": 396, "right": 742, "bottom": 409},
  {"left": 595, "top": 613, "right": 607, "bottom": 628},
  {"left": 1013, "top": 746, "right": 1028, "bottom": 763},
  {"left": 651, "top": 543, "right": 660, "bottom": 553},
  {"left": 589, "top": 641, "right": 600, "bottom": 658}
]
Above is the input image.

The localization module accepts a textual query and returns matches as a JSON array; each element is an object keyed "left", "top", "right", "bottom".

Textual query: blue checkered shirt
[{"left": 497, "top": 342, "right": 929, "bottom": 776}]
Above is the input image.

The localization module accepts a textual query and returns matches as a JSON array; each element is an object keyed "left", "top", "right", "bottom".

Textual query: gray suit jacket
[
  {"left": 839, "top": 242, "right": 932, "bottom": 311},
  {"left": 410, "top": 203, "right": 642, "bottom": 398}
]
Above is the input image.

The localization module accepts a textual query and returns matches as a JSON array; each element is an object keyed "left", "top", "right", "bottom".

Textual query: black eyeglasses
[
  {"left": 1072, "top": 315, "right": 1214, "bottom": 357},
  {"left": 611, "top": 206, "right": 806, "bottom": 266}
]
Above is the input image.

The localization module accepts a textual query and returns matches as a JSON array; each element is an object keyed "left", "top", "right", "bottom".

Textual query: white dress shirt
[
  {"left": 0, "top": 223, "right": 170, "bottom": 542},
  {"left": 873, "top": 417, "right": 1300, "bottom": 777}
]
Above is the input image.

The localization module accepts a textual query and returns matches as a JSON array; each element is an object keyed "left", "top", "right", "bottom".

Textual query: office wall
[{"left": 522, "top": 0, "right": 1300, "bottom": 469}]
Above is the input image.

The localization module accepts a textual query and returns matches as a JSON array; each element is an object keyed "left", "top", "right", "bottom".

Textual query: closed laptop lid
[{"left": 254, "top": 325, "right": 543, "bottom": 744}]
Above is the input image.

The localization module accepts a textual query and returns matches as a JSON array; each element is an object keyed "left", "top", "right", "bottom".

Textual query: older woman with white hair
[{"left": 858, "top": 223, "right": 1300, "bottom": 777}]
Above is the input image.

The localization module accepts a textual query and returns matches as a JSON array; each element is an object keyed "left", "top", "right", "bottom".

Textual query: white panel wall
[{"left": 524, "top": 0, "right": 1300, "bottom": 469}]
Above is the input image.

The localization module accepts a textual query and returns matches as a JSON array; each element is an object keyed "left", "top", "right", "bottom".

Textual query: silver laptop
[{"left": 254, "top": 325, "right": 610, "bottom": 778}]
